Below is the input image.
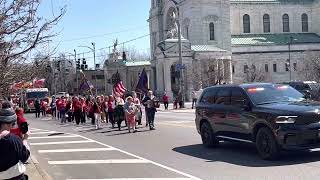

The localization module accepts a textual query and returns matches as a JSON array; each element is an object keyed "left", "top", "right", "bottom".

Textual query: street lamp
[
  {"left": 169, "top": 0, "right": 185, "bottom": 108},
  {"left": 287, "top": 36, "right": 293, "bottom": 81}
]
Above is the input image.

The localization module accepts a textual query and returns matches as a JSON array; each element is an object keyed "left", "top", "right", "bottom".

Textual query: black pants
[
  {"left": 67, "top": 111, "right": 73, "bottom": 122},
  {"left": 41, "top": 108, "right": 46, "bottom": 116},
  {"left": 52, "top": 108, "right": 56, "bottom": 117},
  {"left": 81, "top": 112, "right": 86, "bottom": 123},
  {"left": 108, "top": 112, "right": 114, "bottom": 127},
  {"left": 147, "top": 110, "right": 155, "bottom": 129},
  {"left": 192, "top": 98, "right": 197, "bottom": 109},
  {"left": 164, "top": 102, "right": 169, "bottom": 110},
  {"left": 91, "top": 113, "right": 95, "bottom": 125},
  {"left": 74, "top": 111, "right": 81, "bottom": 125},
  {"left": 35, "top": 108, "right": 41, "bottom": 118}
]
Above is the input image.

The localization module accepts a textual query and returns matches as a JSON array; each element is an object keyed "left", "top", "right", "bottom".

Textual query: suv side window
[
  {"left": 231, "top": 88, "right": 247, "bottom": 106},
  {"left": 200, "top": 88, "right": 217, "bottom": 104},
  {"left": 216, "top": 88, "right": 231, "bottom": 105}
]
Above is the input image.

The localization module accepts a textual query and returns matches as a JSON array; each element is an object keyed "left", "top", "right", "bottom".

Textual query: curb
[{"left": 26, "top": 155, "right": 53, "bottom": 180}]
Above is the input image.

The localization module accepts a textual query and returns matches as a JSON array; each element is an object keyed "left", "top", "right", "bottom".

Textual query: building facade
[{"left": 149, "top": 0, "right": 320, "bottom": 100}]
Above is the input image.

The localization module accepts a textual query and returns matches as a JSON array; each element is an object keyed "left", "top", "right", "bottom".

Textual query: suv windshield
[{"left": 245, "top": 84, "right": 304, "bottom": 105}]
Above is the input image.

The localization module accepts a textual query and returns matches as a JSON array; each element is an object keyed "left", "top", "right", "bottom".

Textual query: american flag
[{"left": 112, "top": 71, "right": 126, "bottom": 97}]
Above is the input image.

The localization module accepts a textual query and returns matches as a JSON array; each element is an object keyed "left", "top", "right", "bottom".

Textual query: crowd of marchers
[{"left": 34, "top": 91, "right": 159, "bottom": 133}]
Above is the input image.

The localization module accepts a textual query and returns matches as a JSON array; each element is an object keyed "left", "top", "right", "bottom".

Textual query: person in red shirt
[
  {"left": 80, "top": 98, "right": 86, "bottom": 124},
  {"left": 10, "top": 108, "right": 29, "bottom": 140},
  {"left": 162, "top": 93, "right": 169, "bottom": 110},
  {"left": 56, "top": 97, "right": 63, "bottom": 120},
  {"left": 73, "top": 97, "right": 82, "bottom": 125},
  {"left": 60, "top": 98, "right": 67, "bottom": 124}
]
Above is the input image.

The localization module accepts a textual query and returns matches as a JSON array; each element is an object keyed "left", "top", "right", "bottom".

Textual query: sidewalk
[
  {"left": 25, "top": 155, "right": 52, "bottom": 180},
  {"left": 157, "top": 102, "right": 196, "bottom": 113}
]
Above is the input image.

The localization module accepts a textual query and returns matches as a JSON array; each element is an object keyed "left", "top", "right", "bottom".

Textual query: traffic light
[
  {"left": 82, "top": 58, "right": 86, "bottom": 65},
  {"left": 76, "top": 59, "right": 81, "bottom": 70},
  {"left": 122, "top": 51, "right": 127, "bottom": 61}
]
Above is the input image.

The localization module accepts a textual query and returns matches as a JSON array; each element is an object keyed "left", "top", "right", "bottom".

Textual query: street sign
[{"left": 175, "top": 64, "right": 186, "bottom": 71}]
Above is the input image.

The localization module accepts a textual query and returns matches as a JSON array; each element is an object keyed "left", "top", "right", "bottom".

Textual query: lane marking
[
  {"left": 38, "top": 148, "right": 115, "bottom": 153},
  {"left": 48, "top": 159, "right": 149, "bottom": 165},
  {"left": 29, "top": 135, "right": 79, "bottom": 139},
  {"left": 76, "top": 135, "right": 202, "bottom": 180},
  {"left": 29, "top": 128, "right": 44, "bottom": 131},
  {"left": 30, "top": 131, "right": 57, "bottom": 135},
  {"left": 67, "top": 178, "right": 191, "bottom": 180},
  {"left": 30, "top": 140, "right": 94, "bottom": 146},
  {"left": 157, "top": 123, "right": 195, "bottom": 128}
]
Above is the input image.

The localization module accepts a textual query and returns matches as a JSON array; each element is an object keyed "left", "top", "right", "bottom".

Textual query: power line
[{"left": 53, "top": 25, "right": 149, "bottom": 43}]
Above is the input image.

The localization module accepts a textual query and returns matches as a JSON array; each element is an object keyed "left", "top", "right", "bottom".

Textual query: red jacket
[
  {"left": 10, "top": 109, "right": 28, "bottom": 138},
  {"left": 163, "top": 95, "right": 169, "bottom": 102}
]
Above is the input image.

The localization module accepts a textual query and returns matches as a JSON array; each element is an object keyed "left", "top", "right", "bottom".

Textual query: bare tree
[
  {"left": 0, "top": 0, "right": 66, "bottom": 97},
  {"left": 244, "top": 64, "right": 265, "bottom": 83},
  {"left": 299, "top": 51, "right": 320, "bottom": 81}
]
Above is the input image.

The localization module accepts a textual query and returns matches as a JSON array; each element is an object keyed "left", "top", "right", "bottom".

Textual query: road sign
[{"left": 175, "top": 64, "right": 186, "bottom": 71}]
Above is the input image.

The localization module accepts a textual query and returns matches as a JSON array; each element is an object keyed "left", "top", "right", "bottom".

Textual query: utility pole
[
  {"left": 74, "top": 49, "right": 78, "bottom": 95},
  {"left": 288, "top": 36, "right": 293, "bottom": 81}
]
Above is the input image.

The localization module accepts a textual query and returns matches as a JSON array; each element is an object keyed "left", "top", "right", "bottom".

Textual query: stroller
[{"left": 114, "top": 105, "right": 125, "bottom": 130}]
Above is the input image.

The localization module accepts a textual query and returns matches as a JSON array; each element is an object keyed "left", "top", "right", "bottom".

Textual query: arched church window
[
  {"left": 282, "top": 14, "right": 290, "bottom": 32},
  {"left": 263, "top": 14, "right": 270, "bottom": 33},
  {"left": 185, "top": 25, "right": 189, "bottom": 39},
  {"left": 243, "top": 14, "right": 250, "bottom": 33},
  {"left": 302, "top": 13, "right": 308, "bottom": 32},
  {"left": 209, "top": 23, "right": 215, "bottom": 40}
]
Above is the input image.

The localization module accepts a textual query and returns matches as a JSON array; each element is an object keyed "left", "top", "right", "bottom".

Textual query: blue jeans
[
  {"left": 60, "top": 110, "right": 66, "bottom": 123},
  {"left": 146, "top": 110, "right": 155, "bottom": 128}
]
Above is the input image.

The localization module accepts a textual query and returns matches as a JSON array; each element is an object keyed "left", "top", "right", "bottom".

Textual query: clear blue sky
[{"left": 37, "top": 0, "right": 151, "bottom": 67}]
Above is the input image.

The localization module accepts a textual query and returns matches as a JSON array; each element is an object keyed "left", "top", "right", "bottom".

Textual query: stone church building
[{"left": 148, "top": 0, "right": 320, "bottom": 100}]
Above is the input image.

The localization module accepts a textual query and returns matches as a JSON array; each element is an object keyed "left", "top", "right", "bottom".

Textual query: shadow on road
[{"left": 173, "top": 142, "right": 320, "bottom": 167}]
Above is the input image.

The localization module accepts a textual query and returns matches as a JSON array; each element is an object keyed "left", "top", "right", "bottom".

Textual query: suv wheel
[
  {"left": 255, "top": 127, "right": 279, "bottom": 160},
  {"left": 200, "top": 121, "right": 219, "bottom": 148}
]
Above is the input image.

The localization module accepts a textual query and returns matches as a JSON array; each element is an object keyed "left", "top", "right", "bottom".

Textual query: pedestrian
[
  {"left": 60, "top": 97, "right": 67, "bottom": 124},
  {"left": 114, "top": 96, "right": 125, "bottom": 131},
  {"left": 73, "top": 97, "right": 82, "bottom": 125},
  {"left": 102, "top": 96, "right": 109, "bottom": 124},
  {"left": 191, "top": 91, "right": 197, "bottom": 109},
  {"left": 50, "top": 96, "right": 57, "bottom": 119},
  {"left": 124, "top": 96, "right": 137, "bottom": 133},
  {"left": 34, "top": 98, "right": 41, "bottom": 118},
  {"left": 80, "top": 98, "right": 87, "bottom": 124},
  {"left": 0, "top": 107, "right": 30, "bottom": 180},
  {"left": 66, "top": 99, "right": 73, "bottom": 122},
  {"left": 10, "top": 108, "right": 29, "bottom": 140},
  {"left": 162, "top": 92, "right": 169, "bottom": 110},
  {"left": 142, "top": 91, "right": 157, "bottom": 130},
  {"left": 56, "top": 97, "right": 63, "bottom": 120},
  {"left": 93, "top": 99, "right": 102, "bottom": 129},
  {"left": 132, "top": 92, "right": 142, "bottom": 126},
  {"left": 108, "top": 95, "right": 115, "bottom": 128},
  {"left": 41, "top": 100, "right": 47, "bottom": 117}
]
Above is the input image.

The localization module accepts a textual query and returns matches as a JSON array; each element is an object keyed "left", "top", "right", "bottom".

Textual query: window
[
  {"left": 302, "top": 13, "right": 308, "bottom": 32},
  {"left": 265, "top": 64, "right": 269, "bottom": 72},
  {"left": 92, "top": 75, "right": 105, "bottom": 80},
  {"left": 273, "top": 64, "right": 277, "bottom": 72},
  {"left": 282, "top": 14, "right": 290, "bottom": 32},
  {"left": 200, "top": 89, "right": 218, "bottom": 104},
  {"left": 232, "top": 65, "right": 235, "bottom": 74},
  {"left": 185, "top": 26, "right": 189, "bottom": 39},
  {"left": 209, "top": 23, "right": 215, "bottom": 40},
  {"left": 157, "top": 0, "right": 162, "bottom": 7},
  {"left": 243, "top": 14, "right": 250, "bottom": 33},
  {"left": 244, "top": 65, "right": 249, "bottom": 73},
  {"left": 215, "top": 89, "right": 231, "bottom": 105},
  {"left": 263, "top": 14, "right": 270, "bottom": 33},
  {"left": 293, "top": 63, "right": 297, "bottom": 71},
  {"left": 231, "top": 88, "right": 247, "bottom": 106}
]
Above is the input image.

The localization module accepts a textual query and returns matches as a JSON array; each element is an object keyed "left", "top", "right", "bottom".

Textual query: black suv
[
  {"left": 195, "top": 83, "right": 320, "bottom": 160},
  {"left": 284, "top": 81, "right": 320, "bottom": 100}
]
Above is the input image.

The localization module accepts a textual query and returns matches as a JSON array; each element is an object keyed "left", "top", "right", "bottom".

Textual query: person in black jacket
[{"left": 0, "top": 107, "right": 30, "bottom": 180}]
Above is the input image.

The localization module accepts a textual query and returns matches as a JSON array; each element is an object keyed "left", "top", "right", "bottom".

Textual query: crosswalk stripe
[
  {"left": 30, "top": 131, "right": 57, "bottom": 135},
  {"left": 28, "top": 135, "right": 79, "bottom": 139},
  {"left": 48, "top": 159, "right": 149, "bottom": 165},
  {"left": 67, "top": 178, "right": 192, "bottom": 180},
  {"left": 30, "top": 140, "right": 94, "bottom": 146},
  {"left": 38, "top": 148, "right": 115, "bottom": 153}
]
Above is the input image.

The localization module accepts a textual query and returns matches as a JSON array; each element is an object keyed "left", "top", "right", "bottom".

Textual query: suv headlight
[{"left": 275, "top": 116, "right": 297, "bottom": 124}]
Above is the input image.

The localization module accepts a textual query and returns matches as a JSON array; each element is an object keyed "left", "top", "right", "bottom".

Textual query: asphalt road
[{"left": 26, "top": 110, "right": 320, "bottom": 180}]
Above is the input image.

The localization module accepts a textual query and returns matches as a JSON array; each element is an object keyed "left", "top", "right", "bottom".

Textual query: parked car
[
  {"left": 283, "top": 81, "right": 320, "bottom": 100},
  {"left": 195, "top": 83, "right": 320, "bottom": 160}
]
